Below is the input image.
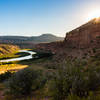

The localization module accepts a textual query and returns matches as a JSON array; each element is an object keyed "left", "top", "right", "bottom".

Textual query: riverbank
[
  {"left": 0, "top": 50, "right": 35, "bottom": 74},
  {"left": 0, "top": 50, "right": 36, "bottom": 63},
  {"left": 0, "top": 49, "right": 53, "bottom": 74},
  {"left": 0, "top": 51, "right": 30, "bottom": 60}
]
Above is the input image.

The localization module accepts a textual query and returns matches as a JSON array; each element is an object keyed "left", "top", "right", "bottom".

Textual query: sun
[{"left": 87, "top": 10, "right": 100, "bottom": 21}]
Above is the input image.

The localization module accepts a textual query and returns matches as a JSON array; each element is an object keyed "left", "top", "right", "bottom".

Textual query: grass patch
[
  {"left": 0, "top": 64, "right": 28, "bottom": 74},
  {"left": 0, "top": 51, "right": 30, "bottom": 60}
]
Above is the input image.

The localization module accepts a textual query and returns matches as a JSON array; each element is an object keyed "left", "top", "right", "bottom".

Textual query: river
[{"left": 0, "top": 50, "right": 36, "bottom": 63}]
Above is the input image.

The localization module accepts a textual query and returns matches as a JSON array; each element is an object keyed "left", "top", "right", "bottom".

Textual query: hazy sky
[{"left": 0, "top": 0, "right": 100, "bottom": 36}]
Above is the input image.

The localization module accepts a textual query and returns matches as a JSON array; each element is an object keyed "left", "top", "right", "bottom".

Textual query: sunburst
[{"left": 87, "top": 10, "right": 100, "bottom": 21}]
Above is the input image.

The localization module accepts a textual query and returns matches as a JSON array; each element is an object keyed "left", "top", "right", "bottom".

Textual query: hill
[
  {"left": 35, "top": 18, "right": 100, "bottom": 59},
  {"left": 29, "top": 34, "right": 64, "bottom": 43},
  {"left": 0, "top": 34, "right": 64, "bottom": 48},
  {"left": 0, "top": 44, "right": 19, "bottom": 55}
]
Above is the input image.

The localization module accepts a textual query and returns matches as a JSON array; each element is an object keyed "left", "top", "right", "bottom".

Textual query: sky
[{"left": 0, "top": 0, "right": 100, "bottom": 37}]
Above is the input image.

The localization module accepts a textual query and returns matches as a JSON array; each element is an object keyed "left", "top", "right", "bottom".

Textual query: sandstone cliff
[{"left": 35, "top": 18, "right": 100, "bottom": 59}]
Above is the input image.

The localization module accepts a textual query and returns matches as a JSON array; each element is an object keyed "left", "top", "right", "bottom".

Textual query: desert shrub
[
  {"left": 67, "top": 92, "right": 100, "bottom": 100},
  {"left": 32, "top": 70, "right": 47, "bottom": 91},
  {"left": 50, "top": 61, "right": 100, "bottom": 100},
  {"left": 96, "top": 36, "right": 100, "bottom": 38},
  {"left": 90, "top": 40, "right": 94, "bottom": 43},
  {"left": 0, "top": 71, "right": 13, "bottom": 82},
  {"left": 92, "top": 48, "right": 96, "bottom": 53},
  {"left": 50, "top": 71, "right": 70, "bottom": 100},
  {"left": 6, "top": 68, "right": 44, "bottom": 96}
]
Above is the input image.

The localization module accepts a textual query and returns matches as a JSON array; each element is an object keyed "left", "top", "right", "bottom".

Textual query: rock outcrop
[
  {"left": 64, "top": 18, "right": 100, "bottom": 49},
  {"left": 35, "top": 18, "right": 100, "bottom": 59}
]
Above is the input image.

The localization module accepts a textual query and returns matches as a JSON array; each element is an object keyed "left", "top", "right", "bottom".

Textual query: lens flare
[{"left": 87, "top": 10, "right": 100, "bottom": 21}]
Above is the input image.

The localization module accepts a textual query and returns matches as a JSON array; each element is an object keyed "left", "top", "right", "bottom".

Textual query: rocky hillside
[
  {"left": 35, "top": 18, "right": 100, "bottom": 59},
  {"left": 0, "top": 44, "right": 20, "bottom": 55},
  {"left": 64, "top": 18, "right": 100, "bottom": 48}
]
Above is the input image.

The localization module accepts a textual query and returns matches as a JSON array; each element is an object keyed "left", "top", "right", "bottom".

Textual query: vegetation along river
[{"left": 0, "top": 50, "right": 36, "bottom": 62}]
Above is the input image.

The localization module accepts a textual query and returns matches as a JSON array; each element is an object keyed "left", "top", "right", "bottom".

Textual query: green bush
[
  {"left": 6, "top": 68, "right": 44, "bottom": 96},
  {"left": 50, "top": 61, "right": 100, "bottom": 100},
  {"left": 0, "top": 71, "right": 13, "bottom": 82},
  {"left": 67, "top": 92, "right": 100, "bottom": 100},
  {"left": 92, "top": 48, "right": 96, "bottom": 53}
]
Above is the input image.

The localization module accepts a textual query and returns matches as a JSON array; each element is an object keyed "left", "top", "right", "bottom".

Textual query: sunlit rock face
[
  {"left": 93, "top": 17, "right": 100, "bottom": 23},
  {"left": 64, "top": 18, "right": 100, "bottom": 48}
]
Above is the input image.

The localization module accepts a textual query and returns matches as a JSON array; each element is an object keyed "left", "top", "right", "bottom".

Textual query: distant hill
[
  {"left": 0, "top": 34, "right": 64, "bottom": 48},
  {"left": 35, "top": 18, "right": 100, "bottom": 59},
  {"left": 29, "top": 34, "right": 64, "bottom": 43}
]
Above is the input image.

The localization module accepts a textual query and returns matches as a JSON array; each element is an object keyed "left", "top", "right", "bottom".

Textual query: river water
[{"left": 0, "top": 50, "right": 36, "bottom": 63}]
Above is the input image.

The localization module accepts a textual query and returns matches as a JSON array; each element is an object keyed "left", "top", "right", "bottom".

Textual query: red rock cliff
[
  {"left": 64, "top": 18, "right": 100, "bottom": 48},
  {"left": 35, "top": 18, "right": 100, "bottom": 59}
]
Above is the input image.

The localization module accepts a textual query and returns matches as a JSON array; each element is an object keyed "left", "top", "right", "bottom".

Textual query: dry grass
[{"left": 0, "top": 64, "right": 28, "bottom": 74}]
